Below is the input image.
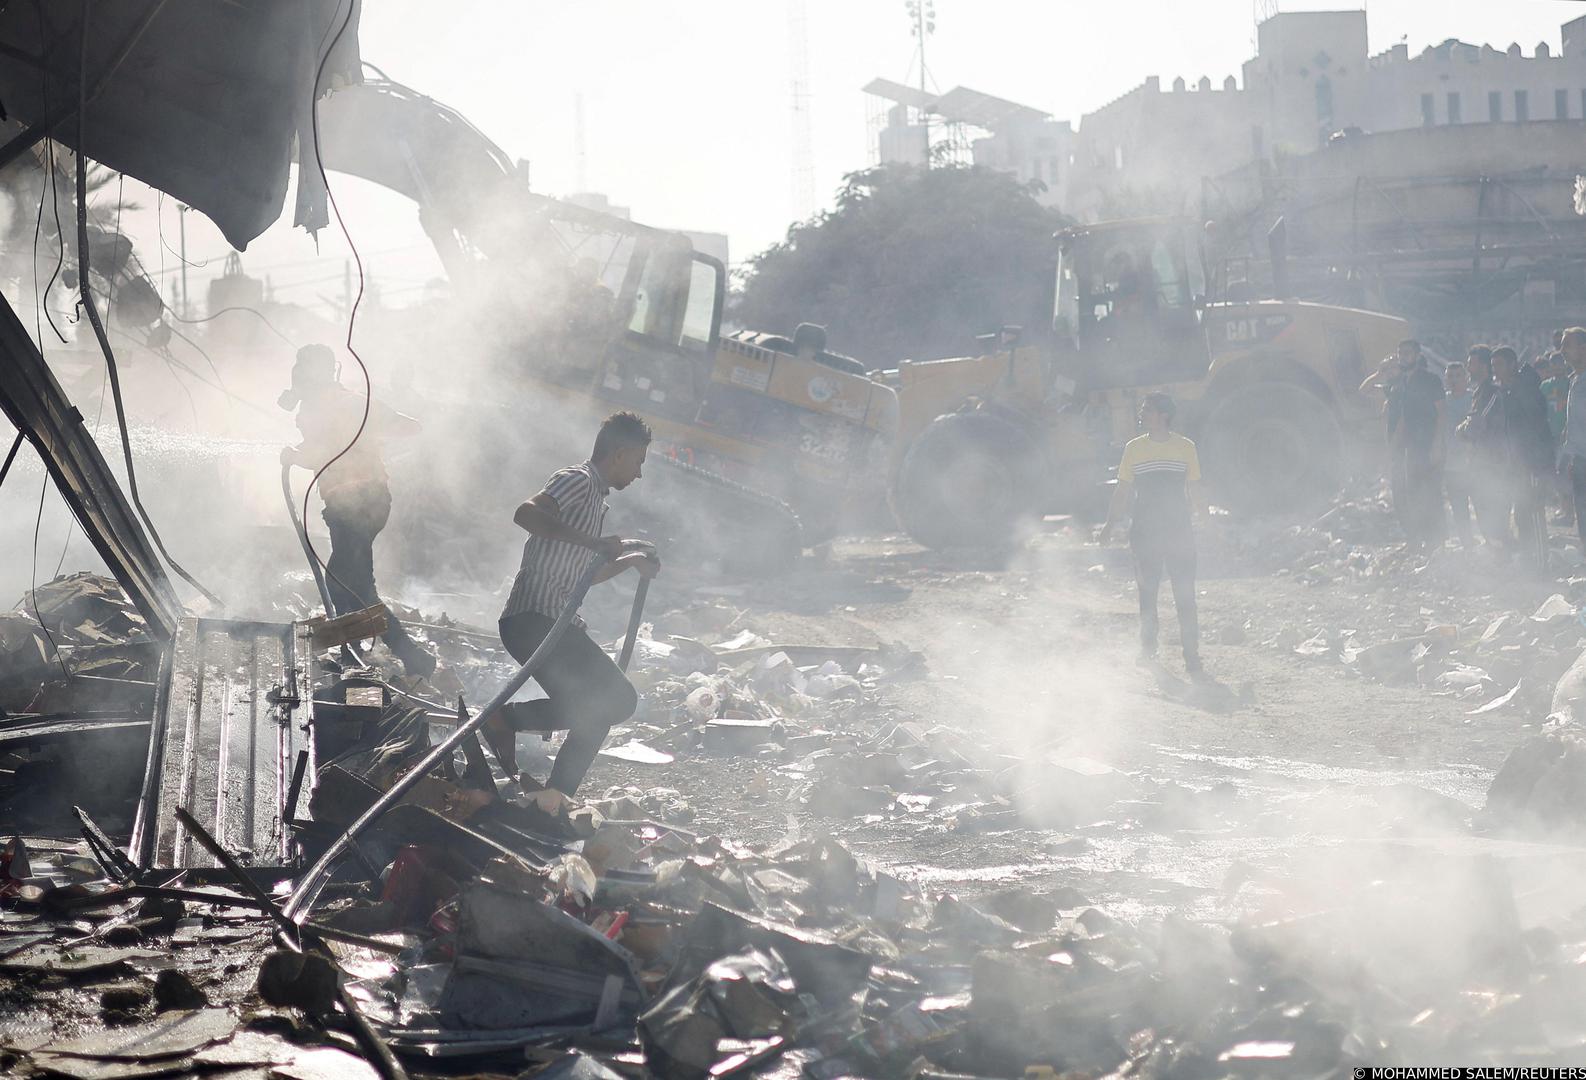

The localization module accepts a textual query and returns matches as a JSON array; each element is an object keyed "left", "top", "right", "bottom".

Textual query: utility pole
[{"left": 906, "top": 0, "right": 936, "bottom": 166}]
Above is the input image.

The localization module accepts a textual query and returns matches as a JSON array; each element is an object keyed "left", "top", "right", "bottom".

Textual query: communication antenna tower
[
  {"left": 574, "top": 92, "right": 588, "bottom": 193},
  {"left": 788, "top": 0, "right": 816, "bottom": 219},
  {"left": 906, "top": 0, "right": 937, "bottom": 164}
]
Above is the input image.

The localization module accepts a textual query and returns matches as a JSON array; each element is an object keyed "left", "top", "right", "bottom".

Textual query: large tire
[
  {"left": 622, "top": 455, "right": 804, "bottom": 577},
  {"left": 890, "top": 411, "right": 1042, "bottom": 549},
  {"left": 1200, "top": 381, "right": 1342, "bottom": 515}
]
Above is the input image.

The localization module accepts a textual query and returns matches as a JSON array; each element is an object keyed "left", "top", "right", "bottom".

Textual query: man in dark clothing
[
  {"left": 1460, "top": 345, "right": 1510, "bottom": 547},
  {"left": 1493, "top": 346, "right": 1554, "bottom": 570},
  {"left": 1382, "top": 340, "right": 1446, "bottom": 549},
  {"left": 1441, "top": 361, "right": 1476, "bottom": 546},
  {"left": 1560, "top": 328, "right": 1586, "bottom": 556},
  {"left": 280, "top": 344, "right": 434, "bottom": 677},
  {"left": 482, "top": 412, "right": 659, "bottom": 808}
]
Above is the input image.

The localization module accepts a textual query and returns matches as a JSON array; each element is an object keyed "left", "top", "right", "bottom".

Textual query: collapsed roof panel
[
  {"left": 0, "top": 297, "right": 182, "bottom": 642},
  {"left": 0, "top": 0, "right": 363, "bottom": 249}
]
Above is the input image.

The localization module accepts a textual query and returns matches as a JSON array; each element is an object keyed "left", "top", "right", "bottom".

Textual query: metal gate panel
[{"left": 136, "top": 617, "right": 307, "bottom": 870}]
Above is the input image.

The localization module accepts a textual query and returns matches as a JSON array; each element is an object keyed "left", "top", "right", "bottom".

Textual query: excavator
[
  {"left": 312, "top": 76, "right": 898, "bottom": 574},
  {"left": 885, "top": 217, "right": 1410, "bottom": 548}
]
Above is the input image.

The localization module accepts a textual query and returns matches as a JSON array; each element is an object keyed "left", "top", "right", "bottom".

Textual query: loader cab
[
  {"left": 532, "top": 200, "right": 725, "bottom": 422},
  {"left": 1053, "top": 219, "right": 1211, "bottom": 389}
]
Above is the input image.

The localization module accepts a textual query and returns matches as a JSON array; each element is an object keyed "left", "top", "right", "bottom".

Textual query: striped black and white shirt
[{"left": 501, "top": 461, "right": 609, "bottom": 622}]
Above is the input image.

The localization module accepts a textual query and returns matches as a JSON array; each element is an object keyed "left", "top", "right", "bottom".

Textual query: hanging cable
[
  {"left": 73, "top": 0, "right": 220, "bottom": 606},
  {"left": 298, "top": 0, "right": 372, "bottom": 596},
  {"left": 54, "top": 171, "right": 124, "bottom": 577},
  {"left": 165, "top": 304, "right": 299, "bottom": 349},
  {"left": 30, "top": 472, "right": 72, "bottom": 680}
]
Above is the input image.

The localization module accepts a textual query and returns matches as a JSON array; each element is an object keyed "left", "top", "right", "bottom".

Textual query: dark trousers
[
  {"left": 1132, "top": 526, "right": 1199, "bottom": 669},
  {"left": 321, "top": 484, "right": 425, "bottom": 668},
  {"left": 1573, "top": 459, "right": 1586, "bottom": 552},
  {"left": 1391, "top": 446, "right": 1444, "bottom": 545},
  {"left": 1471, "top": 459, "right": 1514, "bottom": 547},
  {"left": 499, "top": 611, "right": 638, "bottom": 795},
  {"left": 1444, "top": 469, "right": 1475, "bottom": 544},
  {"left": 1513, "top": 473, "right": 1547, "bottom": 571}
]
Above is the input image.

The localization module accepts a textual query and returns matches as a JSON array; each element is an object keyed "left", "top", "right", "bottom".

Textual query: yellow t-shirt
[{"left": 1118, "top": 432, "right": 1199, "bottom": 530}]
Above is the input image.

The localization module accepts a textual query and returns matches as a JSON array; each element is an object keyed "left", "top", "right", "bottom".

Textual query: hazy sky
[{"left": 108, "top": 0, "right": 1581, "bottom": 314}]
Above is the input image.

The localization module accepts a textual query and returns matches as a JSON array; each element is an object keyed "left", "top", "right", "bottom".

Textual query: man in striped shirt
[{"left": 483, "top": 412, "right": 659, "bottom": 806}]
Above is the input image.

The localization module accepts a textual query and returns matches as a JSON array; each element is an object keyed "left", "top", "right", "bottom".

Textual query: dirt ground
[{"left": 583, "top": 517, "right": 1586, "bottom": 925}]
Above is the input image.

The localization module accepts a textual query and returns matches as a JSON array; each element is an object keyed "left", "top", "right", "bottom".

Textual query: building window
[
  {"left": 1447, "top": 92, "right": 1461, "bottom": 124},
  {"left": 1421, "top": 93, "right": 1435, "bottom": 127},
  {"left": 1316, "top": 75, "right": 1334, "bottom": 132},
  {"left": 1252, "top": 125, "right": 1264, "bottom": 157},
  {"left": 1490, "top": 91, "right": 1503, "bottom": 121},
  {"left": 1515, "top": 89, "right": 1528, "bottom": 122},
  {"left": 1114, "top": 145, "right": 1124, "bottom": 170},
  {"left": 1559, "top": 88, "right": 1570, "bottom": 119}
]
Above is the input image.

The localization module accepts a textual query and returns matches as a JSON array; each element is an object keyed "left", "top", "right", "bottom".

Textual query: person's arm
[
  {"left": 1359, "top": 359, "right": 1395, "bottom": 394},
  {"left": 513, "top": 491, "right": 623, "bottom": 558},
  {"left": 1098, "top": 479, "right": 1132, "bottom": 544},
  {"left": 1430, "top": 397, "right": 1446, "bottom": 463},
  {"left": 1186, "top": 442, "right": 1207, "bottom": 519}
]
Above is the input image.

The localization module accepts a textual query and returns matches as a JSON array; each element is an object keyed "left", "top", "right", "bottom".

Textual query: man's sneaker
[{"left": 1136, "top": 650, "right": 1159, "bottom": 667}]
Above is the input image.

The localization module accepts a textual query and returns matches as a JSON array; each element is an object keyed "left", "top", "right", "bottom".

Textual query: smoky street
[{"left": 8, "top": 1, "right": 1586, "bottom": 1077}]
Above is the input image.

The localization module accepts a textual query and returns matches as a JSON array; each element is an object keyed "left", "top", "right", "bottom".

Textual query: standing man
[
  {"left": 1558, "top": 328, "right": 1586, "bottom": 555},
  {"left": 483, "top": 412, "right": 659, "bottom": 809},
  {"left": 1537, "top": 345, "right": 1572, "bottom": 516},
  {"left": 1441, "top": 361, "right": 1476, "bottom": 547},
  {"left": 1493, "top": 346, "right": 1553, "bottom": 570},
  {"left": 1460, "top": 345, "right": 1508, "bottom": 547},
  {"left": 280, "top": 344, "right": 434, "bottom": 678},
  {"left": 1099, "top": 393, "right": 1206, "bottom": 680},
  {"left": 1383, "top": 340, "right": 1446, "bottom": 551}
]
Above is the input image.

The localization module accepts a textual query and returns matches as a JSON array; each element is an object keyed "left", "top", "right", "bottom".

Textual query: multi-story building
[
  {"left": 868, "top": 10, "right": 1586, "bottom": 222},
  {"left": 1067, "top": 9, "right": 1586, "bottom": 217}
]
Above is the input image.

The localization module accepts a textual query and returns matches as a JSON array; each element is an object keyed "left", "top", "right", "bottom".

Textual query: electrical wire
[
  {"left": 30, "top": 471, "right": 71, "bottom": 680},
  {"left": 43, "top": 141, "right": 71, "bottom": 336},
  {"left": 155, "top": 190, "right": 208, "bottom": 270},
  {"left": 164, "top": 303, "right": 299, "bottom": 349},
  {"left": 297, "top": 0, "right": 372, "bottom": 599},
  {"left": 51, "top": 172, "right": 122, "bottom": 578},
  {"left": 73, "top": 0, "right": 221, "bottom": 607}
]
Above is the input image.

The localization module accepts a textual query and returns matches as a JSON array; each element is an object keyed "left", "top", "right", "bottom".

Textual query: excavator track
[{"left": 623, "top": 454, "right": 804, "bottom": 577}]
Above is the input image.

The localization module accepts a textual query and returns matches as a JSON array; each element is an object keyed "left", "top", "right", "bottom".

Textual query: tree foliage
[{"left": 732, "top": 163, "right": 1069, "bottom": 367}]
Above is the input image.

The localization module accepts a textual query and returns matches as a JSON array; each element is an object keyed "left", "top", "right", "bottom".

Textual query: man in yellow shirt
[{"left": 1099, "top": 392, "right": 1207, "bottom": 678}]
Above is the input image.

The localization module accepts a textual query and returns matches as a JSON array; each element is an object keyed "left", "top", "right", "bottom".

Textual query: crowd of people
[{"left": 1364, "top": 329, "right": 1586, "bottom": 571}]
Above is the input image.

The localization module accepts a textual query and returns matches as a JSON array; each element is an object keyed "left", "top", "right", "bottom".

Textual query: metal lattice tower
[
  {"left": 574, "top": 91, "right": 588, "bottom": 193},
  {"left": 788, "top": 0, "right": 816, "bottom": 219}
]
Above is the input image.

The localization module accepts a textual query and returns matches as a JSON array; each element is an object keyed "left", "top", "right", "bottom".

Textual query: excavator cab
[
  {"left": 1053, "top": 219, "right": 1211, "bottom": 390},
  {"left": 517, "top": 199, "right": 725, "bottom": 425}
]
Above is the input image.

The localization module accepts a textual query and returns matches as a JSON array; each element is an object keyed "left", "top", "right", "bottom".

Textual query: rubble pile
[
  {"left": 0, "top": 575, "right": 162, "bottom": 836},
  {"left": 9, "top": 750, "right": 1586, "bottom": 1076},
  {"left": 3, "top": 589, "right": 1586, "bottom": 1075},
  {"left": 1274, "top": 595, "right": 1586, "bottom": 715},
  {"left": 1228, "top": 481, "right": 1403, "bottom": 585}
]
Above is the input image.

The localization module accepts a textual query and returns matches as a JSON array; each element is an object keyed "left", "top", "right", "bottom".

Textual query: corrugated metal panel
[{"left": 134, "top": 617, "right": 308, "bottom": 870}]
